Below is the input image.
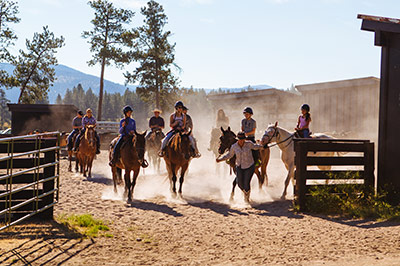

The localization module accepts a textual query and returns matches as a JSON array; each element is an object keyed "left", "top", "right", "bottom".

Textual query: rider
[
  {"left": 216, "top": 131, "right": 265, "bottom": 203},
  {"left": 183, "top": 106, "right": 201, "bottom": 158},
  {"left": 67, "top": 110, "right": 83, "bottom": 151},
  {"left": 159, "top": 101, "right": 186, "bottom": 157},
  {"left": 295, "top": 104, "right": 312, "bottom": 138},
  {"left": 109, "top": 105, "right": 137, "bottom": 166},
  {"left": 241, "top": 107, "right": 260, "bottom": 166},
  {"left": 146, "top": 108, "right": 165, "bottom": 140},
  {"left": 73, "top": 108, "right": 101, "bottom": 154},
  {"left": 216, "top": 109, "right": 229, "bottom": 129}
]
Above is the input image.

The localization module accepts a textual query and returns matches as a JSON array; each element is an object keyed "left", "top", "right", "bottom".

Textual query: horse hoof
[
  {"left": 171, "top": 192, "right": 177, "bottom": 199},
  {"left": 280, "top": 195, "right": 286, "bottom": 200}
]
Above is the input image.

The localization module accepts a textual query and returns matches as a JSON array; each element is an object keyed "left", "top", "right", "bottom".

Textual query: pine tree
[
  {"left": 14, "top": 26, "right": 64, "bottom": 103},
  {"left": 125, "top": 0, "right": 180, "bottom": 111},
  {"left": 82, "top": 0, "right": 135, "bottom": 120},
  {"left": 55, "top": 93, "right": 62, "bottom": 104}
]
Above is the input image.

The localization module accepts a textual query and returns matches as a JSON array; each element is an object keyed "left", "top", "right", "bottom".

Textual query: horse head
[
  {"left": 179, "top": 130, "right": 192, "bottom": 160},
  {"left": 134, "top": 130, "right": 147, "bottom": 162},
  {"left": 262, "top": 121, "right": 279, "bottom": 145},
  {"left": 218, "top": 126, "right": 236, "bottom": 154},
  {"left": 85, "top": 125, "right": 96, "bottom": 147}
]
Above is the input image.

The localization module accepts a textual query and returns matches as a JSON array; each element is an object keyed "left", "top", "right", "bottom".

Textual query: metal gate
[{"left": 0, "top": 132, "right": 60, "bottom": 231}]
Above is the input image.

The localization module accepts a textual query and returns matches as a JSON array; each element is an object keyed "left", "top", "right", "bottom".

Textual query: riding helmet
[
  {"left": 123, "top": 105, "right": 133, "bottom": 114},
  {"left": 174, "top": 101, "right": 184, "bottom": 108},
  {"left": 243, "top": 107, "right": 253, "bottom": 114},
  {"left": 77, "top": 110, "right": 83, "bottom": 116},
  {"left": 301, "top": 104, "right": 310, "bottom": 112}
]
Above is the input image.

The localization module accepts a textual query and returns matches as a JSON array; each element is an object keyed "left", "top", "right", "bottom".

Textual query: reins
[{"left": 265, "top": 127, "right": 294, "bottom": 149}]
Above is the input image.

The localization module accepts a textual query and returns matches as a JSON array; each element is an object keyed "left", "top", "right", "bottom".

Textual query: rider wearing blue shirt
[{"left": 109, "top": 106, "right": 136, "bottom": 166}]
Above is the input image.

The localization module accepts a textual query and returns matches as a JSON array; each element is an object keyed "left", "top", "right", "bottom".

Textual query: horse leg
[
  {"left": 75, "top": 156, "right": 79, "bottom": 172},
  {"left": 130, "top": 167, "right": 140, "bottom": 200},
  {"left": 87, "top": 157, "right": 93, "bottom": 178},
  {"left": 124, "top": 169, "right": 132, "bottom": 202},
  {"left": 111, "top": 167, "right": 118, "bottom": 193},
  {"left": 83, "top": 156, "right": 87, "bottom": 177},
  {"left": 68, "top": 152, "right": 72, "bottom": 172},
  {"left": 178, "top": 163, "right": 189, "bottom": 197},
  {"left": 230, "top": 178, "right": 236, "bottom": 202},
  {"left": 281, "top": 166, "right": 294, "bottom": 200},
  {"left": 170, "top": 163, "right": 177, "bottom": 197},
  {"left": 254, "top": 168, "right": 263, "bottom": 190}
]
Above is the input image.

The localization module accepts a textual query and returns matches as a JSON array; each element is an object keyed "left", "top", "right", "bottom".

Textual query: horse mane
[{"left": 170, "top": 133, "right": 181, "bottom": 152}]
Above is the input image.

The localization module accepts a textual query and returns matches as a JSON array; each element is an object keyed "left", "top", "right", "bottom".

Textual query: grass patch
[
  {"left": 56, "top": 213, "right": 110, "bottom": 238},
  {"left": 300, "top": 172, "right": 400, "bottom": 221}
]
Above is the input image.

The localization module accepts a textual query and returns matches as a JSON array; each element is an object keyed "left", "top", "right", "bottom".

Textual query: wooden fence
[
  {"left": 0, "top": 132, "right": 60, "bottom": 231},
  {"left": 294, "top": 138, "right": 374, "bottom": 211}
]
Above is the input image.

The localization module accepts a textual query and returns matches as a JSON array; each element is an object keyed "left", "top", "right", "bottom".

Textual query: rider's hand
[
  {"left": 129, "top": 130, "right": 134, "bottom": 135},
  {"left": 122, "top": 121, "right": 126, "bottom": 127},
  {"left": 216, "top": 158, "right": 221, "bottom": 163}
]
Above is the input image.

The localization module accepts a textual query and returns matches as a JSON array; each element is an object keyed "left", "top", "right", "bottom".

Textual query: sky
[{"left": 9, "top": 0, "right": 400, "bottom": 90}]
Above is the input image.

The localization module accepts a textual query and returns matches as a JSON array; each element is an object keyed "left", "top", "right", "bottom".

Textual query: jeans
[
  {"left": 161, "top": 131, "right": 175, "bottom": 150},
  {"left": 236, "top": 164, "right": 255, "bottom": 192},
  {"left": 112, "top": 135, "right": 125, "bottom": 161},
  {"left": 299, "top": 129, "right": 310, "bottom": 138},
  {"left": 67, "top": 129, "right": 80, "bottom": 150}
]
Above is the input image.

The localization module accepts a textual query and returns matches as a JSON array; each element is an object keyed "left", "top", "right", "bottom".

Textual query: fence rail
[
  {"left": 96, "top": 121, "right": 119, "bottom": 134},
  {"left": 294, "top": 138, "right": 374, "bottom": 211},
  {"left": 0, "top": 132, "right": 60, "bottom": 231}
]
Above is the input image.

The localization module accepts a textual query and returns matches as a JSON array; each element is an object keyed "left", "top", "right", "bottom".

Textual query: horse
[
  {"left": 68, "top": 130, "right": 80, "bottom": 172},
  {"left": 218, "top": 127, "right": 270, "bottom": 201},
  {"left": 109, "top": 131, "right": 147, "bottom": 202},
  {"left": 76, "top": 125, "right": 97, "bottom": 178},
  {"left": 262, "top": 122, "right": 339, "bottom": 199},
  {"left": 146, "top": 129, "right": 164, "bottom": 173},
  {"left": 163, "top": 130, "right": 192, "bottom": 198}
]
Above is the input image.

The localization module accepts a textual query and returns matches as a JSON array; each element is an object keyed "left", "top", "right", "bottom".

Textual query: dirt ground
[{"left": 1, "top": 149, "right": 400, "bottom": 266}]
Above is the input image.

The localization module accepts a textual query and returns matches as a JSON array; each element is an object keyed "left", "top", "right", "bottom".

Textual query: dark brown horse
[
  {"left": 109, "top": 131, "right": 147, "bottom": 202},
  {"left": 218, "top": 127, "right": 270, "bottom": 201},
  {"left": 77, "top": 125, "right": 97, "bottom": 178},
  {"left": 146, "top": 129, "right": 164, "bottom": 173},
  {"left": 163, "top": 130, "right": 192, "bottom": 198}
]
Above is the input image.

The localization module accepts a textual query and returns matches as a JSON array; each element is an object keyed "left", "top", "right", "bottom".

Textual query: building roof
[
  {"left": 295, "top": 76, "right": 380, "bottom": 92},
  {"left": 207, "top": 88, "right": 295, "bottom": 101},
  {"left": 358, "top": 14, "right": 400, "bottom": 25},
  {"left": 8, "top": 104, "right": 79, "bottom": 113}
]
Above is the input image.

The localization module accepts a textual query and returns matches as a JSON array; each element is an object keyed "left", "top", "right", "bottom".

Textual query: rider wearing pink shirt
[{"left": 295, "top": 104, "right": 312, "bottom": 138}]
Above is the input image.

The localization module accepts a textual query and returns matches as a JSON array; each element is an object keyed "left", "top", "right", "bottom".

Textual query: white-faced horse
[{"left": 262, "top": 122, "right": 339, "bottom": 199}]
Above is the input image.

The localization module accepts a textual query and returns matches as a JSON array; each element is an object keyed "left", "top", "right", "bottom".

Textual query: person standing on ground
[{"left": 216, "top": 131, "right": 264, "bottom": 203}]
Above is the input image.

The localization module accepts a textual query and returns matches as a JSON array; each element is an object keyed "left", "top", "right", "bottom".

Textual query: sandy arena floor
[{"left": 1, "top": 148, "right": 400, "bottom": 265}]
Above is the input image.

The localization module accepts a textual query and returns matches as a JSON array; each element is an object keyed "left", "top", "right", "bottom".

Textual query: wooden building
[
  {"left": 207, "top": 88, "right": 301, "bottom": 134},
  {"left": 296, "top": 77, "right": 380, "bottom": 140}
]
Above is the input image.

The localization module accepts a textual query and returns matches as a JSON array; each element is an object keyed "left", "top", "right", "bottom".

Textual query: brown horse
[
  {"left": 109, "top": 131, "right": 147, "bottom": 202},
  {"left": 163, "top": 130, "right": 192, "bottom": 198},
  {"left": 218, "top": 127, "right": 270, "bottom": 201},
  {"left": 76, "top": 125, "right": 97, "bottom": 178},
  {"left": 146, "top": 129, "right": 164, "bottom": 173}
]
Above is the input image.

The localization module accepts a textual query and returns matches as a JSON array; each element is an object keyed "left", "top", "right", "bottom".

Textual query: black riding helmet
[
  {"left": 175, "top": 101, "right": 184, "bottom": 109},
  {"left": 123, "top": 105, "right": 133, "bottom": 115},
  {"left": 243, "top": 107, "right": 253, "bottom": 114},
  {"left": 301, "top": 104, "right": 310, "bottom": 112}
]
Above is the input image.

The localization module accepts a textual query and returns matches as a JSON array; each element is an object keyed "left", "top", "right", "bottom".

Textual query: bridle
[
  {"left": 264, "top": 127, "right": 294, "bottom": 149},
  {"left": 133, "top": 134, "right": 148, "bottom": 167}
]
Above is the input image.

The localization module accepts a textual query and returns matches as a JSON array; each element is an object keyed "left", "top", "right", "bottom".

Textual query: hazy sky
[{"left": 10, "top": 0, "right": 400, "bottom": 90}]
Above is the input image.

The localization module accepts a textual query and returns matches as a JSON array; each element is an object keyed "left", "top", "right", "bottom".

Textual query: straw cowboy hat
[{"left": 153, "top": 108, "right": 162, "bottom": 113}]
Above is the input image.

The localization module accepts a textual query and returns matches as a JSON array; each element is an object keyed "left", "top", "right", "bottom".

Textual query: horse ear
[
  {"left": 188, "top": 129, "right": 192, "bottom": 136},
  {"left": 143, "top": 130, "right": 147, "bottom": 136},
  {"left": 220, "top": 126, "right": 224, "bottom": 133},
  {"left": 274, "top": 121, "right": 278, "bottom": 128},
  {"left": 134, "top": 130, "right": 138, "bottom": 135},
  {"left": 228, "top": 126, "right": 231, "bottom": 132}
]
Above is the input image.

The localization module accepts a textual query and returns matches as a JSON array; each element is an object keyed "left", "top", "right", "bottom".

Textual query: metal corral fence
[
  {"left": 294, "top": 138, "right": 374, "bottom": 211},
  {"left": 96, "top": 121, "right": 119, "bottom": 134},
  {"left": 0, "top": 132, "right": 60, "bottom": 231}
]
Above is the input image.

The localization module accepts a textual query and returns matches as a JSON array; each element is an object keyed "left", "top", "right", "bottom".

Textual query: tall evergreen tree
[
  {"left": 14, "top": 26, "right": 64, "bottom": 103},
  {"left": 125, "top": 0, "right": 180, "bottom": 111},
  {"left": 82, "top": 0, "right": 135, "bottom": 120},
  {"left": 0, "top": 0, "right": 20, "bottom": 87},
  {"left": 55, "top": 93, "right": 62, "bottom": 104}
]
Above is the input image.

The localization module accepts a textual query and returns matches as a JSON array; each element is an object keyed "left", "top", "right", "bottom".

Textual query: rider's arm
[
  {"left": 246, "top": 127, "right": 256, "bottom": 137},
  {"left": 218, "top": 146, "right": 235, "bottom": 162},
  {"left": 249, "top": 141, "right": 264, "bottom": 150},
  {"left": 119, "top": 119, "right": 125, "bottom": 134},
  {"left": 170, "top": 114, "right": 177, "bottom": 128}
]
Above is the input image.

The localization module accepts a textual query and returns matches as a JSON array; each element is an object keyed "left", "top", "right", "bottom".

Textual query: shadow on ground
[{"left": 0, "top": 220, "right": 94, "bottom": 265}]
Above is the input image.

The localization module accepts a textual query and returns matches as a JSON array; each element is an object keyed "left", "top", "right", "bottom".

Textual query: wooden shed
[{"left": 7, "top": 104, "right": 78, "bottom": 135}]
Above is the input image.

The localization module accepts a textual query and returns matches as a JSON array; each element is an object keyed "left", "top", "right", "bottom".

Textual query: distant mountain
[
  {"left": 0, "top": 63, "right": 137, "bottom": 103},
  {"left": 0, "top": 62, "right": 275, "bottom": 103}
]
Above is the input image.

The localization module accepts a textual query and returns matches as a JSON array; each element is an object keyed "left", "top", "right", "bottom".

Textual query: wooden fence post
[
  {"left": 295, "top": 141, "right": 308, "bottom": 211},
  {"left": 364, "top": 142, "right": 375, "bottom": 192},
  {"left": 38, "top": 142, "right": 56, "bottom": 220}
]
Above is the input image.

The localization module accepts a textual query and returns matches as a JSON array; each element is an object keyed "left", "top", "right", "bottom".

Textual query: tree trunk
[{"left": 98, "top": 58, "right": 106, "bottom": 121}]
